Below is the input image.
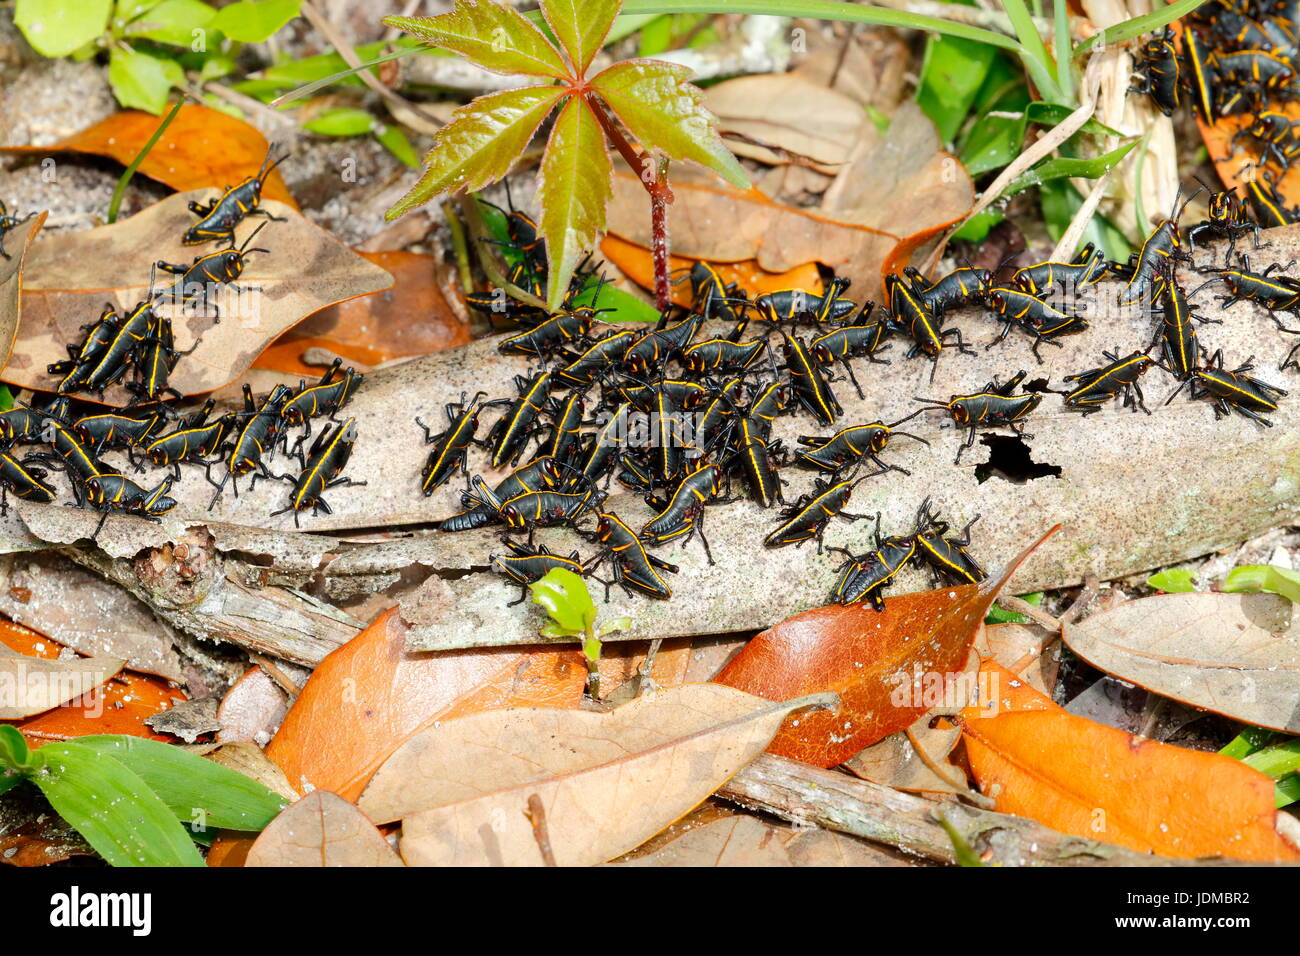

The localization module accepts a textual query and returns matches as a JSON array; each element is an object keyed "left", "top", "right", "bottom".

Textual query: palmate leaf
[
  {"left": 384, "top": 2, "right": 571, "bottom": 80},
  {"left": 590, "top": 60, "right": 749, "bottom": 188},
  {"left": 386, "top": 86, "right": 567, "bottom": 221},
  {"left": 538, "top": 96, "right": 613, "bottom": 308},
  {"left": 541, "top": 0, "right": 620, "bottom": 76}
]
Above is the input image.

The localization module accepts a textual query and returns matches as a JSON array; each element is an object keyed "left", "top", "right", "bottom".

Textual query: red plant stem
[{"left": 585, "top": 92, "right": 675, "bottom": 311}]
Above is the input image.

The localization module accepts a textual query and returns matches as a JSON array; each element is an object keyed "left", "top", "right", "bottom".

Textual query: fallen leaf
[
  {"left": 844, "top": 713, "right": 966, "bottom": 795},
  {"left": 821, "top": 101, "right": 974, "bottom": 279},
  {"left": 1062, "top": 592, "right": 1300, "bottom": 734},
  {"left": 216, "top": 666, "right": 289, "bottom": 745},
  {"left": 712, "top": 527, "right": 1057, "bottom": 768},
  {"left": 4, "top": 192, "right": 393, "bottom": 402},
  {"left": 144, "top": 696, "right": 218, "bottom": 743},
  {"left": 959, "top": 662, "right": 1300, "bottom": 861},
  {"left": 0, "top": 212, "right": 45, "bottom": 371},
  {"left": 985, "top": 621, "right": 1059, "bottom": 696},
  {"left": 0, "top": 620, "right": 186, "bottom": 744},
  {"left": 252, "top": 250, "right": 471, "bottom": 375},
  {"left": 0, "top": 651, "right": 123, "bottom": 719},
  {"left": 600, "top": 234, "right": 824, "bottom": 308},
  {"left": 604, "top": 169, "right": 898, "bottom": 301},
  {"left": 203, "top": 742, "right": 297, "bottom": 803},
  {"left": 246, "top": 791, "right": 402, "bottom": 867},
  {"left": 359, "top": 684, "right": 833, "bottom": 866},
  {"left": 265, "top": 608, "right": 587, "bottom": 801},
  {"left": 706, "top": 74, "right": 866, "bottom": 172},
  {"left": 613, "top": 812, "right": 904, "bottom": 866},
  {"left": 2, "top": 106, "right": 296, "bottom": 206}
]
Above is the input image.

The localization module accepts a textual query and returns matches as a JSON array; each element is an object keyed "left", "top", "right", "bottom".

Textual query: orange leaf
[
  {"left": 3, "top": 106, "right": 296, "bottom": 207},
  {"left": 713, "top": 527, "right": 1058, "bottom": 767},
  {"left": 600, "top": 235, "right": 825, "bottom": 308},
  {"left": 0, "top": 619, "right": 185, "bottom": 745},
  {"left": 960, "top": 662, "right": 1300, "bottom": 862},
  {"left": 252, "top": 250, "right": 471, "bottom": 375},
  {"left": 264, "top": 608, "right": 587, "bottom": 801}
]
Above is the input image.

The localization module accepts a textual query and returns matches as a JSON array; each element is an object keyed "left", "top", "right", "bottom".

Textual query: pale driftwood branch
[
  {"left": 718, "top": 754, "right": 1272, "bottom": 867},
  {"left": 65, "top": 546, "right": 360, "bottom": 668}
]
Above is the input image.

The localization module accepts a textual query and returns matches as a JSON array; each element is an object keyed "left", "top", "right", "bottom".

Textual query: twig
[
  {"left": 996, "top": 594, "right": 1063, "bottom": 632},
  {"left": 719, "top": 753, "right": 1269, "bottom": 867},
  {"left": 299, "top": 0, "right": 445, "bottom": 135},
  {"left": 585, "top": 94, "right": 674, "bottom": 310},
  {"left": 443, "top": 203, "right": 473, "bottom": 296},
  {"left": 525, "top": 793, "right": 558, "bottom": 866},
  {"left": 1050, "top": 163, "right": 1118, "bottom": 261},
  {"left": 107, "top": 98, "right": 183, "bottom": 224}
]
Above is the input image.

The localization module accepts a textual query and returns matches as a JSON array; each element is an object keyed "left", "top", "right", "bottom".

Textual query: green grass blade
[
  {"left": 998, "top": 0, "right": 1060, "bottom": 101},
  {"left": 1074, "top": 0, "right": 1210, "bottom": 55},
  {"left": 1053, "top": 0, "right": 1073, "bottom": 103},
  {"left": 107, "top": 96, "right": 183, "bottom": 224},
  {"left": 1005, "top": 139, "right": 1137, "bottom": 197},
  {"left": 72, "top": 735, "right": 288, "bottom": 833},
  {"left": 618, "top": 0, "right": 1021, "bottom": 51},
  {"left": 35, "top": 743, "right": 205, "bottom": 867}
]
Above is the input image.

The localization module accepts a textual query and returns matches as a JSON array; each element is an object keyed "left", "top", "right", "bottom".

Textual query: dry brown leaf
[
  {"left": 613, "top": 813, "right": 904, "bottom": 867},
  {"left": 246, "top": 791, "right": 402, "bottom": 868},
  {"left": 2, "top": 106, "right": 296, "bottom": 206},
  {"left": 706, "top": 74, "right": 866, "bottom": 172},
  {"left": 0, "top": 653, "right": 123, "bottom": 719},
  {"left": 844, "top": 714, "right": 965, "bottom": 795},
  {"left": 4, "top": 193, "right": 392, "bottom": 401},
  {"left": 0, "top": 211, "right": 45, "bottom": 370},
  {"left": 203, "top": 741, "right": 298, "bottom": 803},
  {"left": 1062, "top": 592, "right": 1300, "bottom": 734},
  {"left": 265, "top": 608, "right": 587, "bottom": 801},
  {"left": 357, "top": 683, "right": 834, "bottom": 867},
  {"left": 985, "top": 622, "right": 1060, "bottom": 697},
  {"left": 822, "top": 101, "right": 974, "bottom": 265},
  {"left": 604, "top": 169, "right": 898, "bottom": 302},
  {"left": 216, "top": 666, "right": 289, "bottom": 745}
]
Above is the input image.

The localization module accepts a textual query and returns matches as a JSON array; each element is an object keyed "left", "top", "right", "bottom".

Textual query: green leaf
[
  {"left": 1024, "top": 102, "right": 1122, "bottom": 138},
  {"left": 375, "top": 123, "right": 420, "bottom": 169},
  {"left": 1075, "top": 0, "right": 1211, "bottom": 56},
  {"left": 1053, "top": 0, "right": 1073, "bottom": 104},
  {"left": 950, "top": 210, "right": 1003, "bottom": 243},
  {"left": 0, "top": 385, "right": 13, "bottom": 413},
  {"left": 303, "top": 106, "right": 374, "bottom": 136},
  {"left": 386, "top": 2, "right": 572, "bottom": 81},
  {"left": 477, "top": 195, "right": 526, "bottom": 269},
  {"left": 15, "top": 0, "right": 112, "bottom": 57},
  {"left": 999, "top": 0, "right": 1060, "bottom": 103},
  {"left": 0, "top": 725, "right": 37, "bottom": 773},
  {"left": 541, "top": 0, "right": 619, "bottom": 76},
  {"left": 529, "top": 566, "right": 597, "bottom": 635},
  {"left": 108, "top": 47, "right": 180, "bottom": 114},
  {"left": 590, "top": 59, "right": 749, "bottom": 188},
  {"left": 1223, "top": 565, "right": 1300, "bottom": 604},
  {"left": 1039, "top": 179, "right": 1130, "bottom": 262},
  {"left": 1146, "top": 568, "right": 1196, "bottom": 593},
  {"left": 35, "top": 742, "right": 205, "bottom": 867},
  {"left": 984, "top": 591, "right": 1042, "bottom": 625},
  {"left": 613, "top": 0, "right": 1021, "bottom": 52},
  {"left": 209, "top": 0, "right": 300, "bottom": 43},
  {"left": 1220, "top": 726, "right": 1273, "bottom": 760},
  {"left": 538, "top": 95, "right": 612, "bottom": 309},
  {"left": 596, "top": 616, "right": 632, "bottom": 638},
  {"left": 387, "top": 86, "right": 566, "bottom": 221},
  {"left": 915, "top": 2, "right": 998, "bottom": 144},
  {"left": 70, "top": 736, "right": 288, "bottom": 833},
  {"left": 1005, "top": 140, "right": 1137, "bottom": 198},
  {"left": 569, "top": 277, "right": 659, "bottom": 322},
  {"left": 125, "top": 0, "right": 214, "bottom": 48}
]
